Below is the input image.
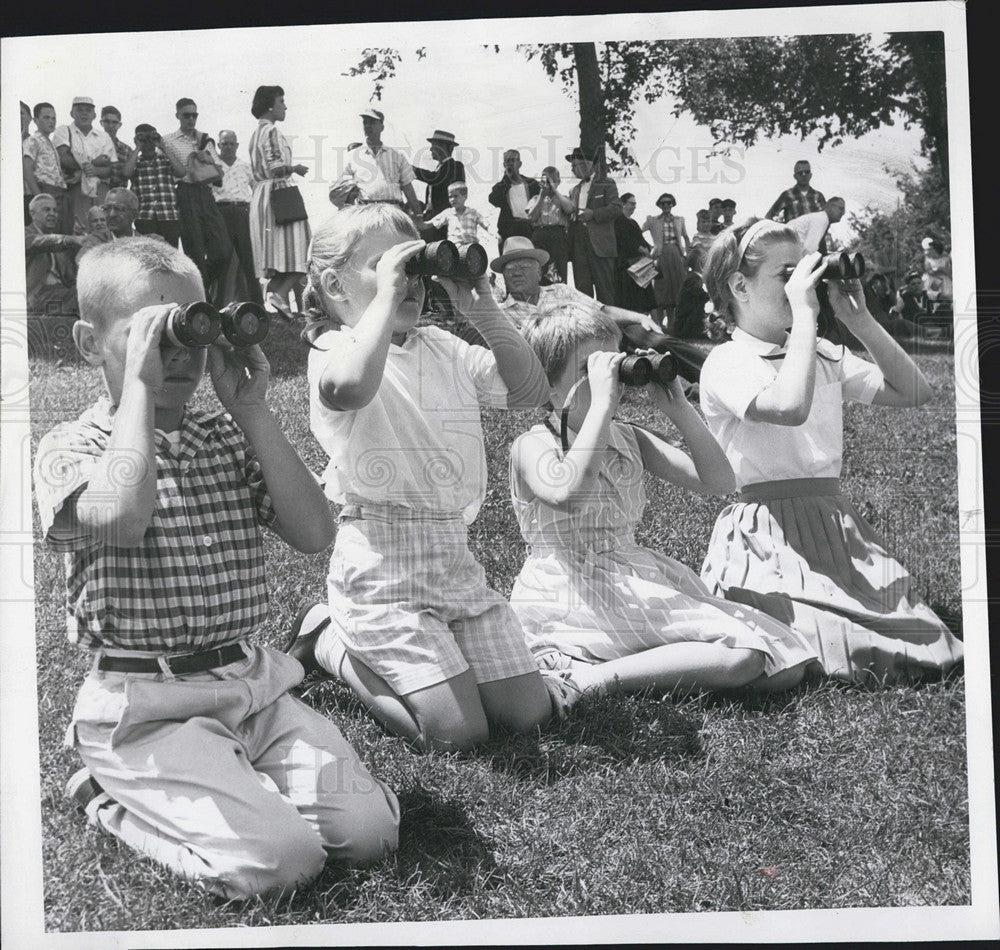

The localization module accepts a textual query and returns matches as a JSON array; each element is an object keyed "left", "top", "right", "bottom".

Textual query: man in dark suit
[
  {"left": 413, "top": 130, "right": 465, "bottom": 222},
  {"left": 565, "top": 146, "right": 622, "bottom": 306},
  {"left": 488, "top": 149, "right": 539, "bottom": 254}
]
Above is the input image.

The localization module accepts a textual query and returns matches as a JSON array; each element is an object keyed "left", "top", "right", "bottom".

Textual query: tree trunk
[
  {"left": 573, "top": 42, "right": 607, "bottom": 170},
  {"left": 903, "top": 32, "right": 948, "bottom": 183}
]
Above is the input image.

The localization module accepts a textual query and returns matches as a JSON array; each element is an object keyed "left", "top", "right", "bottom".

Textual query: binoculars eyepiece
[
  {"left": 163, "top": 301, "right": 271, "bottom": 349},
  {"left": 404, "top": 240, "right": 489, "bottom": 280},
  {"left": 618, "top": 352, "right": 679, "bottom": 387}
]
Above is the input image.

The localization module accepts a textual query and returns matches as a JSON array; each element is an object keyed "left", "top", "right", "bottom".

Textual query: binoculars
[
  {"left": 618, "top": 352, "right": 679, "bottom": 387},
  {"left": 162, "top": 301, "right": 270, "bottom": 349},
  {"left": 405, "top": 240, "right": 489, "bottom": 281},
  {"left": 785, "top": 252, "right": 866, "bottom": 281},
  {"left": 819, "top": 251, "right": 865, "bottom": 280}
]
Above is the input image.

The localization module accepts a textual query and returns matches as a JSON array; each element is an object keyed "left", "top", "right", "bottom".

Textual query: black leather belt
[
  {"left": 216, "top": 200, "right": 249, "bottom": 206},
  {"left": 97, "top": 642, "right": 247, "bottom": 674}
]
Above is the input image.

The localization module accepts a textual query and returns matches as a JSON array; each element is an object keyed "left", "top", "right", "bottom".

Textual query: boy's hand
[
  {"left": 784, "top": 251, "right": 824, "bottom": 317},
  {"left": 124, "top": 305, "right": 172, "bottom": 394},
  {"left": 645, "top": 374, "right": 689, "bottom": 417},
  {"left": 208, "top": 340, "right": 270, "bottom": 417},
  {"left": 375, "top": 239, "right": 426, "bottom": 307},
  {"left": 586, "top": 350, "right": 624, "bottom": 415}
]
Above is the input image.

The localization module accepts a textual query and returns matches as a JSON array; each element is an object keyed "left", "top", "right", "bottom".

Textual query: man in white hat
[
  {"left": 413, "top": 130, "right": 465, "bottom": 221},
  {"left": 491, "top": 236, "right": 665, "bottom": 347},
  {"left": 329, "top": 108, "right": 422, "bottom": 215},
  {"left": 52, "top": 96, "right": 117, "bottom": 231}
]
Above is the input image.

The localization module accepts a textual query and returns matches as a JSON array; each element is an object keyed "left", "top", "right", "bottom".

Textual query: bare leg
[
  {"left": 568, "top": 642, "right": 767, "bottom": 696},
  {"left": 333, "top": 644, "right": 489, "bottom": 753},
  {"left": 478, "top": 671, "right": 552, "bottom": 732},
  {"left": 749, "top": 660, "right": 810, "bottom": 692}
]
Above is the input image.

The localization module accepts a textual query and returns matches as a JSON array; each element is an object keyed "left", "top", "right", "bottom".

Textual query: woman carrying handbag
[{"left": 249, "top": 85, "right": 311, "bottom": 316}]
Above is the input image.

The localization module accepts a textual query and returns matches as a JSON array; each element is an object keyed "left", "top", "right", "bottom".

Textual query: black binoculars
[
  {"left": 618, "top": 352, "right": 679, "bottom": 387},
  {"left": 405, "top": 240, "right": 488, "bottom": 281},
  {"left": 819, "top": 251, "right": 865, "bottom": 280},
  {"left": 162, "top": 301, "right": 270, "bottom": 349}
]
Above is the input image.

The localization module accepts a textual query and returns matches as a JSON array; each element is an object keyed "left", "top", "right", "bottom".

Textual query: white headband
[{"left": 736, "top": 219, "right": 774, "bottom": 261}]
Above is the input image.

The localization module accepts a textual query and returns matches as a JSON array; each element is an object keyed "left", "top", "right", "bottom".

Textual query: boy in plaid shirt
[
  {"left": 124, "top": 124, "right": 182, "bottom": 247},
  {"left": 428, "top": 181, "right": 490, "bottom": 247},
  {"left": 34, "top": 238, "right": 399, "bottom": 899}
]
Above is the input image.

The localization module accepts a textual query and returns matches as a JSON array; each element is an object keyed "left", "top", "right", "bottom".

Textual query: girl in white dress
[
  {"left": 509, "top": 304, "right": 818, "bottom": 713},
  {"left": 698, "top": 218, "right": 963, "bottom": 683}
]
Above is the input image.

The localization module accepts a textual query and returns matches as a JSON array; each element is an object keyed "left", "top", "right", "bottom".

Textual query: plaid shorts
[{"left": 327, "top": 505, "right": 538, "bottom": 695}]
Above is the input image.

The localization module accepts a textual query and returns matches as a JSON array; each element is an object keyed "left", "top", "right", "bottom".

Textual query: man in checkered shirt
[
  {"left": 124, "top": 123, "right": 182, "bottom": 247},
  {"left": 765, "top": 159, "right": 827, "bottom": 223},
  {"left": 34, "top": 238, "right": 399, "bottom": 899}
]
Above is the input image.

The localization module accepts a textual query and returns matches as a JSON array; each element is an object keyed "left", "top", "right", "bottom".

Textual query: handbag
[
  {"left": 187, "top": 133, "right": 222, "bottom": 186},
  {"left": 271, "top": 183, "right": 308, "bottom": 225},
  {"left": 628, "top": 255, "right": 658, "bottom": 289}
]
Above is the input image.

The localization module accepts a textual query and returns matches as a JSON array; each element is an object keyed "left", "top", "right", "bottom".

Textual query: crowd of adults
[{"left": 22, "top": 96, "right": 951, "bottom": 342}]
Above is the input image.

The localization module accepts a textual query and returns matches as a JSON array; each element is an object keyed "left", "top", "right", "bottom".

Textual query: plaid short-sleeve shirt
[
  {"left": 770, "top": 185, "right": 827, "bottom": 223},
  {"left": 131, "top": 153, "right": 180, "bottom": 221},
  {"left": 33, "top": 397, "right": 277, "bottom": 652},
  {"left": 429, "top": 206, "right": 484, "bottom": 246}
]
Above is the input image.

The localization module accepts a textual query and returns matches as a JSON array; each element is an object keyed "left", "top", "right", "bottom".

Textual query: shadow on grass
[{"left": 486, "top": 692, "right": 703, "bottom": 784}]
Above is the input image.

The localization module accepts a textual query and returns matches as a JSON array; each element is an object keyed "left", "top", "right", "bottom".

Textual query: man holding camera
[
  {"left": 52, "top": 96, "right": 117, "bottom": 232},
  {"left": 125, "top": 124, "right": 182, "bottom": 247},
  {"left": 489, "top": 149, "right": 540, "bottom": 255}
]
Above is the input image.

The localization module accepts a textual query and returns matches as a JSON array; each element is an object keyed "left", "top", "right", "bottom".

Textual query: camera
[
  {"left": 162, "top": 301, "right": 270, "bottom": 348},
  {"left": 405, "top": 240, "right": 460, "bottom": 277},
  {"left": 618, "top": 352, "right": 679, "bottom": 387}
]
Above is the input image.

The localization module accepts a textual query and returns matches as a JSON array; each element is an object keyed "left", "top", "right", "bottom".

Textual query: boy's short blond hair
[
  {"left": 447, "top": 181, "right": 468, "bottom": 195},
  {"left": 76, "top": 237, "right": 204, "bottom": 330},
  {"left": 520, "top": 302, "right": 622, "bottom": 385}
]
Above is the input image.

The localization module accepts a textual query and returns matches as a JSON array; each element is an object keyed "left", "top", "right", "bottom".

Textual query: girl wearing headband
[{"left": 697, "top": 218, "right": 963, "bottom": 683}]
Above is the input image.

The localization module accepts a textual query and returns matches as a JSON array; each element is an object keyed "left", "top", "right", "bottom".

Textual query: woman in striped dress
[
  {"left": 643, "top": 192, "right": 689, "bottom": 325},
  {"left": 698, "top": 219, "right": 963, "bottom": 684},
  {"left": 249, "top": 85, "right": 311, "bottom": 313},
  {"left": 509, "top": 304, "right": 818, "bottom": 714}
]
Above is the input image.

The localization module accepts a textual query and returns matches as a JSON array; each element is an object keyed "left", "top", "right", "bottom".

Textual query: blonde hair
[
  {"left": 76, "top": 237, "right": 203, "bottom": 330},
  {"left": 703, "top": 217, "right": 797, "bottom": 326},
  {"left": 520, "top": 303, "right": 621, "bottom": 385},
  {"left": 301, "top": 204, "right": 419, "bottom": 345}
]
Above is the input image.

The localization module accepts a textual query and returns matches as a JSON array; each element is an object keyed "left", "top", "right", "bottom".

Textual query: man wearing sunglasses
[{"left": 161, "top": 98, "right": 232, "bottom": 307}]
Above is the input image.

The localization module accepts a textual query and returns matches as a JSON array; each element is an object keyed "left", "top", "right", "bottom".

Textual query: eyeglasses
[{"left": 179, "top": 112, "right": 198, "bottom": 119}]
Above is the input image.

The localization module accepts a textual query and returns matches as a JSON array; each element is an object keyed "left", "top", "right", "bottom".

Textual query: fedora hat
[
  {"left": 565, "top": 145, "right": 600, "bottom": 164},
  {"left": 490, "top": 236, "right": 550, "bottom": 273},
  {"left": 427, "top": 129, "right": 458, "bottom": 146}
]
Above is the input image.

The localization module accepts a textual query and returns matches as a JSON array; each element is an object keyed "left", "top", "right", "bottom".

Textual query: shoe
[
  {"left": 283, "top": 601, "right": 335, "bottom": 682},
  {"left": 541, "top": 669, "right": 585, "bottom": 720},
  {"left": 66, "top": 768, "right": 104, "bottom": 814},
  {"left": 266, "top": 292, "right": 294, "bottom": 322},
  {"left": 533, "top": 647, "right": 575, "bottom": 672}
]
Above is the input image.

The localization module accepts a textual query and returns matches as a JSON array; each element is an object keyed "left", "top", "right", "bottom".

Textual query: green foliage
[
  {"left": 347, "top": 33, "right": 947, "bottom": 175},
  {"left": 848, "top": 162, "right": 951, "bottom": 278}
]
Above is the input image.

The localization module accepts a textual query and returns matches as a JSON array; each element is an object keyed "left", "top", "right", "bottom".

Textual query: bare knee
[
  {"left": 753, "top": 661, "right": 807, "bottom": 692},
  {"left": 419, "top": 719, "right": 490, "bottom": 752},
  {"left": 721, "top": 649, "right": 767, "bottom": 688}
]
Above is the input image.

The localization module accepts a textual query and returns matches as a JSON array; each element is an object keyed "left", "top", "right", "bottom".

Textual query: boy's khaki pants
[{"left": 68, "top": 644, "right": 399, "bottom": 900}]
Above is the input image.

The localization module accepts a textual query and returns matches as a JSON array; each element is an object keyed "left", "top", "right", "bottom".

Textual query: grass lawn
[{"left": 27, "top": 315, "right": 969, "bottom": 931}]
